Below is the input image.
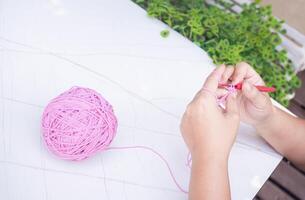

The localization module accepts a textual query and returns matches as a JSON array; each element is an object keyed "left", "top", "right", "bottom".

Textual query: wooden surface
[
  {"left": 257, "top": 180, "right": 295, "bottom": 200},
  {"left": 254, "top": 70, "right": 305, "bottom": 200}
]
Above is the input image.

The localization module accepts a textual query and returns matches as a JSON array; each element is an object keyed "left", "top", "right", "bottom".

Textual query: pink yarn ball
[{"left": 41, "top": 86, "right": 118, "bottom": 161}]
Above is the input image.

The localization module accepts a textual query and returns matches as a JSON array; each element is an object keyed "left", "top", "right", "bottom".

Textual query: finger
[
  {"left": 242, "top": 81, "right": 269, "bottom": 110},
  {"left": 192, "top": 89, "right": 214, "bottom": 103},
  {"left": 232, "top": 62, "right": 264, "bottom": 85},
  {"left": 216, "top": 88, "right": 228, "bottom": 97},
  {"left": 220, "top": 65, "right": 234, "bottom": 83},
  {"left": 231, "top": 62, "right": 248, "bottom": 85},
  {"left": 225, "top": 94, "right": 239, "bottom": 119},
  {"left": 202, "top": 64, "right": 225, "bottom": 92}
]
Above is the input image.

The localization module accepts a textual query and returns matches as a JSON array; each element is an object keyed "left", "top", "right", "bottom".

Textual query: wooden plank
[
  {"left": 287, "top": 161, "right": 305, "bottom": 176},
  {"left": 288, "top": 100, "right": 305, "bottom": 118},
  {"left": 270, "top": 161, "right": 305, "bottom": 199},
  {"left": 256, "top": 180, "right": 294, "bottom": 200}
]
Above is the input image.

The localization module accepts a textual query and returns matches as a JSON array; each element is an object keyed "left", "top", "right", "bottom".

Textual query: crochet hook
[{"left": 218, "top": 82, "right": 276, "bottom": 93}]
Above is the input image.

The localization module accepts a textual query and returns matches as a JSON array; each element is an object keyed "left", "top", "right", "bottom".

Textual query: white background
[{"left": 0, "top": 0, "right": 282, "bottom": 199}]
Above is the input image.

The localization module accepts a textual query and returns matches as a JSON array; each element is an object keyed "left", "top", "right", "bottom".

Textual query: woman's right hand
[
  {"left": 221, "top": 62, "right": 275, "bottom": 127},
  {"left": 226, "top": 63, "right": 305, "bottom": 170}
]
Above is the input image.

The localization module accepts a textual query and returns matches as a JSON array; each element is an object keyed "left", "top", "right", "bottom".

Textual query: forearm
[
  {"left": 189, "top": 154, "right": 230, "bottom": 200},
  {"left": 255, "top": 107, "right": 305, "bottom": 169}
]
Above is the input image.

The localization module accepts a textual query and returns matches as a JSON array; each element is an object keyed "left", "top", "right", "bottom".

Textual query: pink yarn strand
[
  {"left": 106, "top": 146, "right": 188, "bottom": 194},
  {"left": 202, "top": 84, "right": 237, "bottom": 107}
]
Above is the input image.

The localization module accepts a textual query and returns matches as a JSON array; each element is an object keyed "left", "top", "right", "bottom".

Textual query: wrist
[
  {"left": 191, "top": 152, "right": 229, "bottom": 171},
  {"left": 191, "top": 146, "right": 229, "bottom": 165},
  {"left": 254, "top": 105, "right": 277, "bottom": 133}
]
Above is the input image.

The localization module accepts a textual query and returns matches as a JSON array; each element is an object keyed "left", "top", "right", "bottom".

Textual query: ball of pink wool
[{"left": 41, "top": 86, "right": 118, "bottom": 161}]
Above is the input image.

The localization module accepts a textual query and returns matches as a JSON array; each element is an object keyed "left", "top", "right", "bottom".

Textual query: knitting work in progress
[
  {"left": 41, "top": 85, "right": 236, "bottom": 193},
  {"left": 201, "top": 83, "right": 237, "bottom": 109}
]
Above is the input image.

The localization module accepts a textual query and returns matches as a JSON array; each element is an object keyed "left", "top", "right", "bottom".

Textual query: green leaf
[{"left": 160, "top": 29, "right": 170, "bottom": 38}]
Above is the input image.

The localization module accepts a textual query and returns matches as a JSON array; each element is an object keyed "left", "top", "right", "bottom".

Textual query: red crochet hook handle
[{"left": 219, "top": 83, "right": 276, "bottom": 93}]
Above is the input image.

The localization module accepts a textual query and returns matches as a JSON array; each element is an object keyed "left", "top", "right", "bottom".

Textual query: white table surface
[{"left": 0, "top": 0, "right": 282, "bottom": 199}]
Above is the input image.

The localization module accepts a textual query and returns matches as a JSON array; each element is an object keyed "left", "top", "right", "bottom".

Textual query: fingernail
[
  {"left": 214, "top": 65, "right": 221, "bottom": 70},
  {"left": 215, "top": 64, "right": 224, "bottom": 70}
]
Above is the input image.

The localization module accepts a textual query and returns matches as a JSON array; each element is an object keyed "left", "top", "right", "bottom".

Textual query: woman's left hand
[{"left": 180, "top": 64, "right": 240, "bottom": 160}]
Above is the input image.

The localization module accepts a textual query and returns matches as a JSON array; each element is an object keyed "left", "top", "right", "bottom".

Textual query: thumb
[
  {"left": 225, "top": 94, "right": 239, "bottom": 119},
  {"left": 242, "top": 81, "right": 268, "bottom": 110}
]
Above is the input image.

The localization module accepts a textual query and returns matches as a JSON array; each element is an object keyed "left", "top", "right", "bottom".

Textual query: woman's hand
[
  {"left": 225, "top": 62, "right": 305, "bottom": 170},
  {"left": 221, "top": 62, "right": 275, "bottom": 127},
  {"left": 180, "top": 64, "right": 240, "bottom": 160},
  {"left": 180, "top": 65, "right": 240, "bottom": 200}
]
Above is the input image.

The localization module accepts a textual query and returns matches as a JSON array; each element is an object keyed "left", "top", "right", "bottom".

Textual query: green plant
[
  {"left": 133, "top": 0, "right": 301, "bottom": 106},
  {"left": 160, "top": 29, "right": 170, "bottom": 38}
]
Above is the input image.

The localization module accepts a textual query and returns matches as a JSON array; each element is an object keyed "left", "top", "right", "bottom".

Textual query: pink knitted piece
[
  {"left": 41, "top": 86, "right": 118, "bottom": 161},
  {"left": 216, "top": 84, "right": 237, "bottom": 108}
]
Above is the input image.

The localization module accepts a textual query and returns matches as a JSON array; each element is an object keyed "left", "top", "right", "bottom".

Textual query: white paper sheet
[{"left": 0, "top": 0, "right": 282, "bottom": 199}]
